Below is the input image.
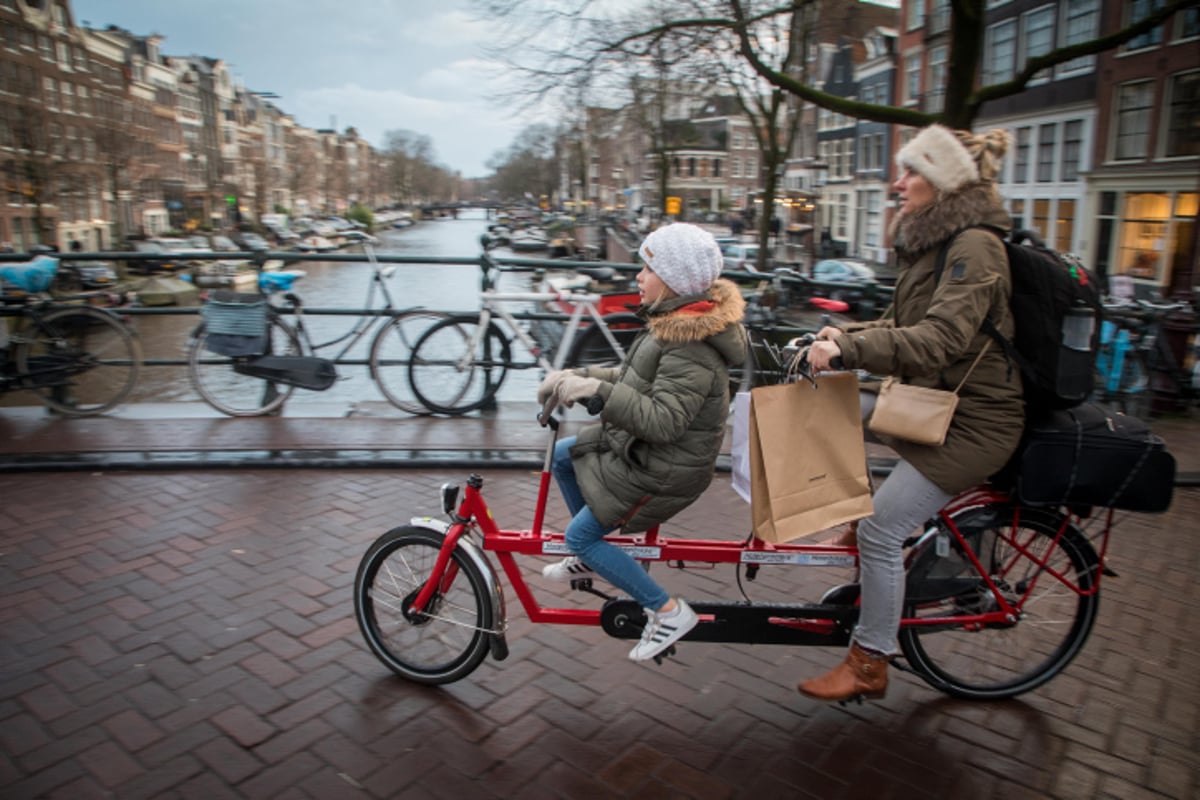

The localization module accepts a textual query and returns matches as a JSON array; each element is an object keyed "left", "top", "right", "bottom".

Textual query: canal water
[{"left": 128, "top": 208, "right": 556, "bottom": 413}]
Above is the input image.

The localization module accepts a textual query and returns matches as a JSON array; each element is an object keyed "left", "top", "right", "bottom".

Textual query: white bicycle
[{"left": 406, "top": 249, "right": 643, "bottom": 415}]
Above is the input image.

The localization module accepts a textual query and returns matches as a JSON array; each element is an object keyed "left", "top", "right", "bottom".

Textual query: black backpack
[{"left": 935, "top": 227, "right": 1102, "bottom": 421}]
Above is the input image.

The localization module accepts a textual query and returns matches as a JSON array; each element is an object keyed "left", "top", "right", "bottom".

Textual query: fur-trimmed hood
[
  {"left": 643, "top": 277, "right": 746, "bottom": 367},
  {"left": 890, "top": 182, "right": 1011, "bottom": 258}
]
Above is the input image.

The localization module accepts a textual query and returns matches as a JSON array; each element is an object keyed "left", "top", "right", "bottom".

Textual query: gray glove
[
  {"left": 555, "top": 374, "right": 603, "bottom": 409},
  {"left": 538, "top": 370, "right": 570, "bottom": 419},
  {"left": 537, "top": 370, "right": 569, "bottom": 404}
]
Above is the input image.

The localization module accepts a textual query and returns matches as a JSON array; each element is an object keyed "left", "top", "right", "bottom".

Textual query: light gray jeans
[{"left": 854, "top": 391, "right": 953, "bottom": 656}]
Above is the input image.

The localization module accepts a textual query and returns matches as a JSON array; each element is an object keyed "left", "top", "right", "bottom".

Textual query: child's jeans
[{"left": 552, "top": 436, "right": 669, "bottom": 610}]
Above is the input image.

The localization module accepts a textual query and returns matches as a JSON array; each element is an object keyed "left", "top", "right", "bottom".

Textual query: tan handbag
[{"left": 868, "top": 345, "right": 989, "bottom": 447}]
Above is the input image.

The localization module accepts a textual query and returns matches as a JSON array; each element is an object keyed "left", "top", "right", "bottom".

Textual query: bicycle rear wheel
[
  {"left": 188, "top": 318, "right": 301, "bottom": 416},
  {"left": 408, "top": 315, "right": 511, "bottom": 415},
  {"left": 17, "top": 306, "right": 141, "bottom": 416},
  {"left": 368, "top": 310, "right": 448, "bottom": 414},
  {"left": 354, "top": 526, "right": 493, "bottom": 685},
  {"left": 566, "top": 312, "right": 643, "bottom": 368},
  {"left": 899, "top": 504, "right": 1100, "bottom": 700}
]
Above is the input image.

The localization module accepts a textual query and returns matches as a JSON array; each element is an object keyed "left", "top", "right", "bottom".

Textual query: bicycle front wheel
[
  {"left": 188, "top": 318, "right": 301, "bottom": 416},
  {"left": 368, "top": 310, "right": 448, "bottom": 415},
  {"left": 566, "top": 313, "right": 643, "bottom": 368},
  {"left": 17, "top": 306, "right": 142, "bottom": 416},
  {"left": 354, "top": 526, "right": 493, "bottom": 685},
  {"left": 899, "top": 504, "right": 1100, "bottom": 700},
  {"left": 408, "top": 315, "right": 511, "bottom": 415}
]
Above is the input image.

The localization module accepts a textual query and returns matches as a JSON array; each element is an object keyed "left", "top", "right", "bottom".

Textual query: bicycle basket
[
  {"left": 201, "top": 290, "right": 267, "bottom": 356},
  {"left": 0, "top": 256, "right": 58, "bottom": 294}
]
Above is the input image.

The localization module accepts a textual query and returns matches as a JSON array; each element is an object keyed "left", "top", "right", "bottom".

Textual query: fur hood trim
[
  {"left": 647, "top": 278, "right": 745, "bottom": 344},
  {"left": 890, "top": 183, "right": 1007, "bottom": 257}
]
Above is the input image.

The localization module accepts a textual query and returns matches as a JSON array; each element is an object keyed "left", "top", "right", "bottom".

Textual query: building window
[
  {"left": 1013, "top": 126, "right": 1031, "bottom": 183},
  {"left": 929, "top": 0, "right": 951, "bottom": 34},
  {"left": 906, "top": 0, "right": 925, "bottom": 31},
  {"left": 731, "top": 156, "right": 741, "bottom": 178},
  {"left": 688, "top": 157, "right": 696, "bottom": 177},
  {"left": 1010, "top": 198, "right": 1026, "bottom": 231},
  {"left": 713, "top": 159, "right": 721, "bottom": 177},
  {"left": 904, "top": 52, "right": 921, "bottom": 105},
  {"left": 1114, "top": 80, "right": 1154, "bottom": 160},
  {"left": 1033, "top": 198, "right": 1051, "bottom": 241},
  {"left": 1125, "top": 0, "right": 1166, "bottom": 51},
  {"left": 1058, "top": 0, "right": 1099, "bottom": 76},
  {"left": 1021, "top": 6, "right": 1055, "bottom": 81},
  {"left": 1119, "top": 192, "right": 1169, "bottom": 279},
  {"left": 1165, "top": 71, "right": 1200, "bottom": 158},
  {"left": 1178, "top": 7, "right": 1200, "bottom": 39},
  {"left": 984, "top": 19, "right": 1017, "bottom": 84},
  {"left": 1056, "top": 199, "right": 1076, "bottom": 253},
  {"left": 927, "top": 45, "right": 947, "bottom": 113},
  {"left": 1062, "top": 120, "right": 1084, "bottom": 181},
  {"left": 1037, "top": 124, "right": 1056, "bottom": 182}
]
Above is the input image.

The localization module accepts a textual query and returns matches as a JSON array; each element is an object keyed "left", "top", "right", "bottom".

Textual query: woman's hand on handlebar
[
  {"left": 807, "top": 339, "right": 844, "bottom": 372},
  {"left": 816, "top": 325, "right": 843, "bottom": 341}
]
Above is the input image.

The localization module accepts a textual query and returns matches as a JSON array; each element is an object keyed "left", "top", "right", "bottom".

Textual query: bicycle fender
[{"left": 407, "top": 517, "right": 509, "bottom": 662}]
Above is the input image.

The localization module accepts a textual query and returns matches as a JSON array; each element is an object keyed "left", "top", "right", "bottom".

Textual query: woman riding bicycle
[
  {"left": 537, "top": 222, "right": 747, "bottom": 662},
  {"left": 802, "top": 125, "right": 1024, "bottom": 701}
]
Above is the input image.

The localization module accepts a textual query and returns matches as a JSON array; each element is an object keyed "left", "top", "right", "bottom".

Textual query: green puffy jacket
[{"left": 571, "top": 278, "right": 746, "bottom": 532}]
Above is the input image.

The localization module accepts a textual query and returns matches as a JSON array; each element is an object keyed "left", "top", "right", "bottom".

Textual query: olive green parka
[
  {"left": 570, "top": 278, "right": 747, "bottom": 531},
  {"left": 834, "top": 183, "right": 1025, "bottom": 493}
]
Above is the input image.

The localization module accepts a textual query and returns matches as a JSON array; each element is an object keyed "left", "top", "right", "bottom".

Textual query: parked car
[
  {"left": 54, "top": 260, "right": 118, "bottom": 291},
  {"left": 812, "top": 259, "right": 877, "bottom": 284},
  {"left": 234, "top": 232, "right": 271, "bottom": 251},
  {"left": 720, "top": 242, "right": 765, "bottom": 273},
  {"left": 127, "top": 240, "right": 179, "bottom": 275}
]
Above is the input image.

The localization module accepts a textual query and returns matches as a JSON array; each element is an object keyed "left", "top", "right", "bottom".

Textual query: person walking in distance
[
  {"left": 800, "top": 125, "right": 1025, "bottom": 701},
  {"left": 538, "top": 222, "right": 747, "bottom": 662}
]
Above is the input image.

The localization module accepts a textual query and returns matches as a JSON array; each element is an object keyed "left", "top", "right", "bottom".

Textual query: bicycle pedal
[{"left": 652, "top": 644, "right": 677, "bottom": 665}]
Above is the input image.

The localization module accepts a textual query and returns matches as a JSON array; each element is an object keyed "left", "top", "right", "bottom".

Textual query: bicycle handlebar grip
[{"left": 585, "top": 395, "right": 605, "bottom": 415}]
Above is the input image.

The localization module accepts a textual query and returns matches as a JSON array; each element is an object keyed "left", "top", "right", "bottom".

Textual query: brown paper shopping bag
[{"left": 749, "top": 372, "right": 873, "bottom": 543}]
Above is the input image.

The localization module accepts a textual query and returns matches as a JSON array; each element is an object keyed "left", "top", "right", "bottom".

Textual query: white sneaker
[
  {"left": 628, "top": 599, "right": 698, "bottom": 661},
  {"left": 542, "top": 556, "right": 597, "bottom": 582}
]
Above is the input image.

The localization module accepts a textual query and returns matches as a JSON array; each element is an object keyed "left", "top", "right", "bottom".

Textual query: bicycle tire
[
  {"left": 16, "top": 306, "right": 142, "bottom": 416},
  {"left": 368, "top": 310, "right": 449, "bottom": 415},
  {"left": 354, "top": 525, "right": 493, "bottom": 685},
  {"left": 899, "top": 503, "right": 1100, "bottom": 700},
  {"left": 408, "top": 315, "right": 511, "bottom": 415},
  {"left": 1113, "top": 347, "right": 1151, "bottom": 420},
  {"left": 566, "top": 312, "right": 643, "bottom": 368},
  {"left": 187, "top": 317, "right": 301, "bottom": 416}
]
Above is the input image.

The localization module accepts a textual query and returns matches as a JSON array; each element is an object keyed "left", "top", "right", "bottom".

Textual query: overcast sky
[{"left": 71, "top": 0, "right": 526, "bottom": 178}]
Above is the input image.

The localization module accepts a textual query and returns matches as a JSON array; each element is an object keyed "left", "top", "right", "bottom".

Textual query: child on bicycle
[
  {"left": 538, "top": 222, "right": 747, "bottom": 662},
  {"left": 802, "top": 125, "right": 1024, "bottom": 701}
]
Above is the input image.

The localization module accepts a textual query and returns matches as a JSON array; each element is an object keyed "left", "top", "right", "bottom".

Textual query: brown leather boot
[
  {"left": 819, "top": 520, "right": 858, "bottom": 548},
  {"left": 797, "top": 643, "right": 889, "bottom": 701}
]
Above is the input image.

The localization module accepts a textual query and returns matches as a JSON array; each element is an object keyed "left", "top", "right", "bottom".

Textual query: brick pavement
[{"left": 2, "top": 432, "right": 1198, "bottom": 798}]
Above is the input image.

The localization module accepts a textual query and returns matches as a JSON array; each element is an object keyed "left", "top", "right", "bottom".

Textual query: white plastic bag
[{"left": 731, "top": 390, "right": 752, "bottom": 503}]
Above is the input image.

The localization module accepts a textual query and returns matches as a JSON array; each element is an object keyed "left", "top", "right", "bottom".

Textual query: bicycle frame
[
  {"left": 405, "top": 420, "right": 1110, "bottom": 636},
  {"left": 463, "top": 288, "right": 629, "bottom": 373}
]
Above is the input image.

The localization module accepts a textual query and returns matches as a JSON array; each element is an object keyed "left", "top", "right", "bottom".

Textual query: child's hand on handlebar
[{"left": 555, "top": 374, "right": 602, "bottom": 409}]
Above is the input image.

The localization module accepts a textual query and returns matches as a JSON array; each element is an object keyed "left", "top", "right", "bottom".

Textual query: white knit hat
[
  {"left": 896, "top": 124, "right": 980, "bottom": 194},
  {"left": 637, "top": 223, "right": 723, "bottom": 296}
]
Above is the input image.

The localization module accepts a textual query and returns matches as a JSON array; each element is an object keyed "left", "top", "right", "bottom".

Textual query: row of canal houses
[
  {"left": 577, "top": 0, "right": 1197, "bottom": 297},
  {"left": 1, "top": 0, "right": 390, "bottom": 254}
]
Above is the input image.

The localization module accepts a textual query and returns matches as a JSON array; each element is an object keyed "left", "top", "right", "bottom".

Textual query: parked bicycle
[
  {"left": 186, "top": 246, "right": 447, "bottom": 416},
  {"left": 354, "top": 364, "right": 1114, "bottom": 701},
  {"left": 1094, "top": 298, "right": 1197, "bottom": 420},
  {"left": 406, "top": 245, "right": 644, "bottom": 415},
  {"left": 1, "top": 257, "right": 141, "bottom": 416}
]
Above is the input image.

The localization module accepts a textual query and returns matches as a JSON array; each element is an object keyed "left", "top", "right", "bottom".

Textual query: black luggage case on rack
[{"left": 1006, "top": 403, "right": 1176, "bottom": 512}]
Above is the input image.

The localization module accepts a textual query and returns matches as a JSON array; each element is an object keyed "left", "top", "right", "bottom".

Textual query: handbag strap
[{"left": 950, "top": 342, "right": 990, "bottom": 396}]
